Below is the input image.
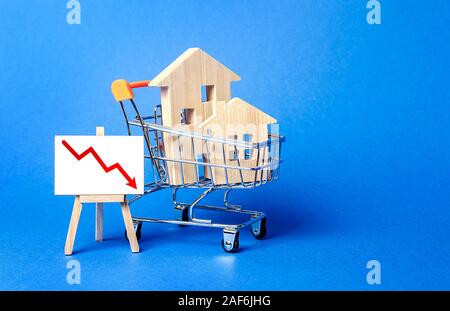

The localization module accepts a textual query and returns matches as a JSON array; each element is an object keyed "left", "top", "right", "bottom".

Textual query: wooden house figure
[
  {"left": 148, "top": 48, "right": 277, "bottom": 185},
  {"left": 199, "top": 98, "right": 277, "bottom": 184}
]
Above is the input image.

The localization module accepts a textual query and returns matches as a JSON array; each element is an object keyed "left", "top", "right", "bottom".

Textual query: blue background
[{"left": 0, "top": 0, "right": 449, "bottom": 290}]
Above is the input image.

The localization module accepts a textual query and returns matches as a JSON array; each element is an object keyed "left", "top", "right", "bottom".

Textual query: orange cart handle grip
[
  {"left": 129, "top": 80, "right": 151, "bottom": 89},
  {"left": 111, "top": 79, "right": 151, "bottom": 102}
]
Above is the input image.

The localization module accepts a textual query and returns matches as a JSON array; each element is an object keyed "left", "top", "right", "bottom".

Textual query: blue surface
[{"left": 0, "top": 0, "right": 449, "bottom": 290}]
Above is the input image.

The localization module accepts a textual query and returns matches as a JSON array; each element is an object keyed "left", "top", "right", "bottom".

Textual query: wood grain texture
[
  {"left": 120, "top": 202, "right": 140, "bottom": 253},
  {"left": 148, "top": 48, "right": 276, "bottom": 185},
  {"left": 95, "top": 202, "right": 103, "bottom": 242},
  {"left": 79, "top": 194, "right": 125, "bottom": 203},
  {"left": 199, "top": 98, "right": 276, "bottom": 184},
  {"left": 64, "top": 196, "right": 82, "bottom": 256},
  {"left": 150, "top": 48, "right": 240, "bottom": 185}
]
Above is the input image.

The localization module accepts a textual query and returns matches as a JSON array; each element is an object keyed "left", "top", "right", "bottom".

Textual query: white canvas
[{"left": 55, "top": 136, "right": 144, "bottom": 195}]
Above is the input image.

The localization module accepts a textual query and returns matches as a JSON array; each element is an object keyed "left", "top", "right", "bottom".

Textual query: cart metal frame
[{"left": 114, "top": 81, "right": 285, "bottom": 252}]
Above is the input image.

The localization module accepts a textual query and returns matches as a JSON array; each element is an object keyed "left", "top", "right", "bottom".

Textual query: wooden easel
[{"left": 64, "top": 127, "right": 140, "bottom": 255}]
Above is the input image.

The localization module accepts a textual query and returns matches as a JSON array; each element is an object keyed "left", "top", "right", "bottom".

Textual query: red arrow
[{"left": 61, "top": 140, "right": 137, "bottom": 189}]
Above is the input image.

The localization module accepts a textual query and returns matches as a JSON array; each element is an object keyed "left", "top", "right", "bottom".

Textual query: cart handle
[{"left": 111, "top": 79, "right": 151, "bottom": 102}]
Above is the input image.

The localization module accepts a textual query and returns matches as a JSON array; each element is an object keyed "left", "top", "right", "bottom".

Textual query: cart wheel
[
  {"left": 177, "top": 207, "right": 189, "bottom": 227},
  {"left": 221, "top": 231, "right": 240, "bottom": 253},
  {"left": 125, "top": 221, "right": 142, "bottom": 241},
  {"left": 251, "top": 217, "right": 267, "bottom": 240}
]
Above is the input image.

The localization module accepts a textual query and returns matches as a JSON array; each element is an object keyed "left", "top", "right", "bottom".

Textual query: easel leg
[
  {"left": 65, "top": 196, "right": 83, "bottom": 256},
  {"left": 120, "top": 202, "right": 140, "bottom": 253},
  {"left": 95, "top": 203, "right": 104, "bottom": 241}
]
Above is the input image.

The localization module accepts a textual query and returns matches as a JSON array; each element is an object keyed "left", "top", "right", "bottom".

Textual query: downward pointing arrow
[
  {"left": 62, "top": 140, "right": 138, "bottom": 190},
  {"left": 127, "top": 177, "right": 137, "bottom": 189}
]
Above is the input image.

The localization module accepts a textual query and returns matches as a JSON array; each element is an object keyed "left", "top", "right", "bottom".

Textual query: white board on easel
[{"left": 54, "top": 136, "right": 144, "bottom": 195}]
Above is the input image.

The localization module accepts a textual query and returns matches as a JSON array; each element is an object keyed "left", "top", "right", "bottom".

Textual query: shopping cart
[{"left": 111, "top": 79, "right": 285, "bottom": 252}]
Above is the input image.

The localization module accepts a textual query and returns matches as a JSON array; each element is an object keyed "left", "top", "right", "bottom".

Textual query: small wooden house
[{"left": 199, "top": 98, "right": 276, "bottom": 184}]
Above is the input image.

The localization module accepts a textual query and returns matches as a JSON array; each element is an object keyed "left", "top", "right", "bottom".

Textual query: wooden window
[
  {"left": 229, "top": 135, "right": 238, "bottom": 161},
  {"left": 180, "top": 108, "right": 194, "bottom": 125},
  {"left": 196, "top": 154, "right": 205, "bottom": 178},
  {"left": 243, "top": 133, "right": 253, "bottom": 160},
  {"left": 201, "top": 85, "right": 215, "bottom": 102}
]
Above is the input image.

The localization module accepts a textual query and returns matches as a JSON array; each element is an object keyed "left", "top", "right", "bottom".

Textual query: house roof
[
  {"left": 148, "top": 48, "right": 241, "bottom": 87},
  {"left": 200, "top": 97, "right": 277, "bottom": 129}
]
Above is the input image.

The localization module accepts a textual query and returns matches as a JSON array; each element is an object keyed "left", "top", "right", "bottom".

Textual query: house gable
[
  {"left": 200, "top": 97, "right": 277, "bottom": 143},
  {"left": 200, "top": 97, "right": 277, "bottom": 129},
  {"left": 200, "top": 97, "right": 277, "bottom": 184},
  {"left": 148, "top": 48, "right": 241, "bottom": 88},
  {"left": 149, "top": 48, "right": 242, "bottom": 127}
]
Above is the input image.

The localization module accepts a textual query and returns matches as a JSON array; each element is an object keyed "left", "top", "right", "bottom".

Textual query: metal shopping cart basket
[{"left": 111, "top": 79, "right": 285, "bottom": 252}]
